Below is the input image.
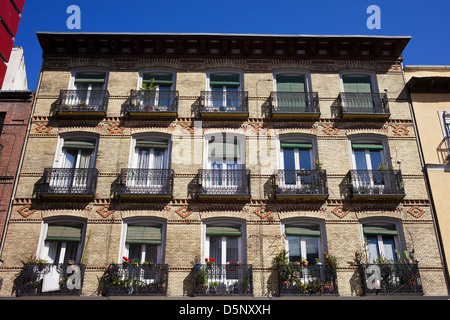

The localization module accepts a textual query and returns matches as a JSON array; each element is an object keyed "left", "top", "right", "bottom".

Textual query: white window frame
[
  {"left": 202, "top": 218, "right": 247, "bottom": 265},
  {"left": 205, "top": 69, "right": 243, "bottom": 111},
  {"left": 36, "top": 217, "right": 87, "bottom": 264},
  {"left": 137, "top": 69, "right": 176, "bottom": 91},
  {"left": 358, "top": 218, "right": 404, "bottom": 264},
  {"left": 348, "top": 135, "right": 389, "bottom": 170},
  {"left": 119, "top": 218, "right": 167, "bottom": 265},
  {"left": 281, "top": 219, "right": 326, "bottom": 264},
  {"left": 52, "top": 133, "right": 99, "bottom": 169},
  {"left": 68, "top": 68, "right": 109, "bottom": 91},
  {"left": 339, "top": 70, "right": 379, "bottom": 94},
  {"left": 128, "top": 133, "right": 171, "bottom": 169},
  {"left": 203, "top": 132, "right": 245, "bottom": 170},
  {"left": 272, "top": 69, "right": 312, "bottom": 92},
  {"left": 438, "top": 111, "right": 450, "bottom": 152}
]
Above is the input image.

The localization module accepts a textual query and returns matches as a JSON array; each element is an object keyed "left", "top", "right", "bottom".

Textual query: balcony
[
  {"left": 54, "top": 90, "right": 109, "bottom": 116},
  {"left": 194, "top": 264, "right": 253, "bottom": 296},
  {"left": 338, "top": 92, "right": 390, "bottom": 119},
  {"left": 197, "top": 169, "right": 251, "bottom": 199},
  {"left": 39, "top": 168, "right": 98, "bottom": 198},
  {"left": 270, "top": 92, "right": 320, "bottom": 119},
  {"left": 347, "top": 169, "right": 405, "bottom": 200},
  {"left": 359, "top": 263, "right": 423, "bottom": 295},
  {"left": 18, "top": 263, "right": 85, "bottom": 296},
  {"left": 199, "top": 91, "right": 248, "bottom": 118},
  {"left": 275, "top": 169, "right": 328, "bottom": 200},
  {"left": 117, "top": 168, "right": 174, "bottom": 199},
  {"left": 126, "top": 90, "right": 178, "bottom": 117},
  {"left": 103, "top": 263, "right": 169, "bottom": 296},
  {"left": 278, "top": 264, "right": 339, "bottom": 296}
]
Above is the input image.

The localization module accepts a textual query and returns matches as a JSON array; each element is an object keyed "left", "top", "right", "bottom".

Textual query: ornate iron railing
[
  {"left": 194, "top": 264, "right": 253, "bottom": 296},
  {"left": 270, "top": 92, "right": 319, "bottom": 114},
  {"left": 278, "top": 264, "right": 339, "bottom": 296},
  {"left": 200, "top": 91, "right": 248, "bottom": 114},
  {"left": 360, "top": 263, "right": 423, "bottom": 295},
  {"left": 103, "top": 264, "right": 169, "bottom": 296},
  {"left": 339, "top": 92, "right": 389, "bottom": 116},
  {"left": 55, "top": 90, "right": 109, "bottom": 114},
  {"left": 348, "top": 169, "right": 405, "bottom": 197},
  {"left": 39, "top": 168, "right": 99, "bottom": 196},
  {"left": 275, "top": 169, "right": 328, "bottom": 197},
  {"left": 197, "top": 169, "right": 251, "bottom": 197},
  {"left": 127, "top": 90, "right": 178, "bottom": 114},
  {"left": 18, "top": 263, "right": 85, "bottom": 296},
  {"left": 117, "top": 168, "right": 174, "bottom": 196}
]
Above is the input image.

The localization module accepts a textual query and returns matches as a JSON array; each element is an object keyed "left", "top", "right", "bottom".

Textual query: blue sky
[{"left": 14, "top": 0, "right": 450, "bottom": 91}]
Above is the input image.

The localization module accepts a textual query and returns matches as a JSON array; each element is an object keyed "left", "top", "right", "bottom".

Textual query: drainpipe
[{"left": 401, "top": 64, "right": 450, "bottom": 295}]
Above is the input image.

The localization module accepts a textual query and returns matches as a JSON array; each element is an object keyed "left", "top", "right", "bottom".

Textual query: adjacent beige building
[
  {"left": 405, "top": 65, "right": 450, "bottom": 290},
  {"left": 0, "top": 32, "right": 447, "bottom": 297}
]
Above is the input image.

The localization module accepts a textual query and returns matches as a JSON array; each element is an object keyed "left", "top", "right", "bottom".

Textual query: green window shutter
[
  {"left": 210, "top": 74, "right": 240, "bottom": 87},
  {"left": 363, "top": 225, "right": 398, "bottom": 236},
  {"left": 343, "top": 75, "right": 372, "bottom": 93},
  {"left": 46, "top": 225, "right": 82, "bottom": 242},
  {"left": 74, "top": 73, "right": 106, "bottom": 84},
  {"left": 143, "top": 74, "right": 173, "bottom": 86},
  {"left": 285, "top": 225, "right": 320, "bottom": 237},
  {"left": 281, "top": 143, "right": 313, "bottom": 150},
  {"left": 208, "top": 141, "right": 240, "bottom": 159},
  {"left": 276, "top": 75, "right": 305, "bottom": 92},
  {"left": 351, "top": 143, "right": 383, "bottom": 151},
  {"left": 126, "top": 225, "right": 162, "bottom": 245},
  {"left": 135, "top": 140, "right": 168, "bottom": 149},
  {"left": 206, "top": 226, "right": 241, "bottom": 237},
  {"left": 63, "top": 139, "right": 96, "bottom": 150}
]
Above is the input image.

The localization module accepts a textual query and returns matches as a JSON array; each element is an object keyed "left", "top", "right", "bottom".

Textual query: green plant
[
  {"left": 323, "top": 252, "right": 338, "bottom": 267},
  {"left": 274, "top": 249, "right": 290, "bottom": 266}
]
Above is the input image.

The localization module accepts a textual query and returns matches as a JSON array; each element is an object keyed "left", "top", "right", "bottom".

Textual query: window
[
  {"left": 340, "top": 71, "right": 382, "bottom": 113},
  {"left": 138, "top": 72, "right": 176, "bottom": 110},
  {"left": 203, "top": 220, "right": 245, "bottom": 265},
  {"left": 206, "top": 72, "right": 243, "bottom": 110},
  {"left": 278, "top": 135, "right": 316, "bottom": 187},
  {"left": 51, "top": 135, "right": 98, "bottom": 190},
  {"left": 283, "top": 223, "right": 323, "bottom": 264},
  {"left": 123, "top": 223, "right": 165, "bottom": 264},
  {"left": 68, "top": 70, "right": 108, "bottom": 108},
  {"left": 274, "top": 73, "right": 310, "bottom": 111},
  {"left": 362, "top": 223, "right": 400, "bottom": 263},
  {"left": 342, "top": 75, "right": 373, "bottom": 94},
  {"left": 38, "top": 219, "right": 85, "bottom": 264},
  {"left": 128, "top": 135, "right": 171, "bottom": 189}
]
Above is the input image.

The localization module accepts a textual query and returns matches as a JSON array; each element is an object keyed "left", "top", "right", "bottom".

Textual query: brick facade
[{"left": 0, "top": 33, "right": 447, "bottom": 297}]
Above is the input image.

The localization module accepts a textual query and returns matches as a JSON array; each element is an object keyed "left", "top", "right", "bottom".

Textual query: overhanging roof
[{"left": 36, "top": 32, "right": 410, "bottom": 60}]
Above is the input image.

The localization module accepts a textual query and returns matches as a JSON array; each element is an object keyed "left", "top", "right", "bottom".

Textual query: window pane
[
  {"left": 354, "top": 150, "right": 368, "bottom": 170},
  {"left": 209, "top": 236, "right": 222, "bottom": 265},
  {"left": 287, "top": 236, "right": 301, "bottom": 262},
  {"left": 369, "top": 150, "right": 383, "bottom": 170},
  {"left": 298, "top": 149, "right": 312, "bottom": 170},
  {"left": 226, "top": 237, "right": 239, "bottom": 263},
  {"left": 64, "top": 242, "right": 78, "bottom": 264},
  {"left": 366, "top": 236, "right": 379, "bottom": 263},
  {"left": 128, "top": 244, "right": 142, "bottom": 262},
  {"left": 144, "top": 244, "right": 158, "bottom": 263},
  {"left": 305, "top": 237, "right": 319, "bottom": 263},
  {"left": 382, "top": 236, "right": 397, "bottom": 262}
]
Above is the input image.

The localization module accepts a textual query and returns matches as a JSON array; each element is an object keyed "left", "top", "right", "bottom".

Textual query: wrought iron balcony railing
[
  {"left": 197, "top": 169, "right": 251, "bottom": 198},
  {"left": 39, "top": 168, "right": 99, "bottom": 196},
  {"left": 359, "top": 263, "right": 423, "bottom": 295},
  {"left": 348, "top": 169, "right": 405, "bottom": 198},
  {"left": 127, "top": 90, "right": 179, "bottom": 115},
  {"left": 117, "top": 168, "right": 174, "bottom": 197},
  {"left": 194, "top": 263, "right": 253, "bottom": 296},
  {"left": 275, "top": 169, "right": 328, "bottom": 198},
  {"left": 270, "top": 92, "right": 320, "bottom": 116},
  {"left": 278, "top": 264, "right": 339, "bottom": 296},
  {"left": 54, "top": 90, "right": 109, "bottom": 115},
  {"left": 339, "top": 92, "right": 390, "bottom": 117},
  {"left": 199, "top": 91, "right": 248, "bottom": 115},
  {"left": 103, "top": 263, "right": 169, "bottom": 296},
  {"left": 18, "top": 263, "right": 86, "bottom": 296}
]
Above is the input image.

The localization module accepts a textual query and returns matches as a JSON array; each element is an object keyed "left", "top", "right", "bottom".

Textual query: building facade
[
  {"left": 405, "top": 65, "right": 450, "bottom": 289},
  {"left": 0, "top": 32, "right": 447, "bottom": 297}
]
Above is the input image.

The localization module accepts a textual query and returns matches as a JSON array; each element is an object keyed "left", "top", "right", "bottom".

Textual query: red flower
[
  {"left": 122, "top": 256, "right": 130, "bottom": 262},
  {"left": 210, "top": 258, "right": 215, "bottom": 262}
]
